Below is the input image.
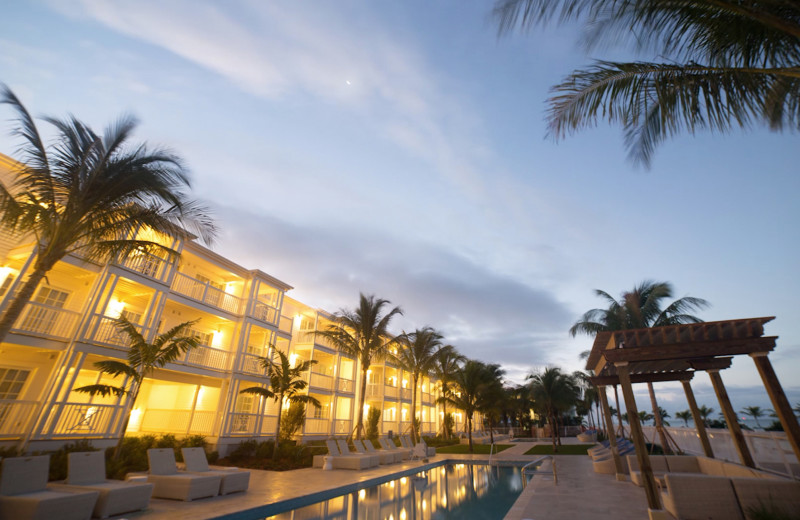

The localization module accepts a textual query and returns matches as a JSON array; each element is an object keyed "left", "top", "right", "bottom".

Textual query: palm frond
[
  {"left": 73, "top": 384, "right": 127, "bottom": 397},
  {"left": 93, "top": 360, "right": 138, "bottom": 379},
  {"left": 239, "top": 387, "right": 276, "bottom": 400}
]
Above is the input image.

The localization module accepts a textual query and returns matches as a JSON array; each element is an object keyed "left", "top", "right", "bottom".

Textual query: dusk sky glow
[{"left": 2, "top": 0, "right": 798, "bottom": 415}]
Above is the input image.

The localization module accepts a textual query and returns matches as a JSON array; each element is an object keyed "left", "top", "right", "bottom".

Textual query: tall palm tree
[
  {"left": 239, "top": 349, "right": 321, "bottom": 459},
  {"left": 476, "top": 363, "right": 506, "bottom": 444},
  {"left": 675, "top": 410, "right": 693, "bottom": 428},
  {"left": 494, "top": 1, "right": 800, "bottom": 167},
  {"left": 657, "top": 407, "right": 671, "bottom": 427},
  {"left": 740, "top": 405, "right": 766, "bottom": 429},
  {"left": 699, "top": 405, "right": 715, "bottom": 427},
  {"left": 0, "top": 86, "right": 215, "bottom": 344},
  {"left": 395, "top": 327, "right": 445, "bottom": 443},
  {"left": 432, "top": 345, "right": 465, "bottom": 439},
  {"left": 314, "top": 293, "right": 402, "bottom": 439},
  {"left": 439, "top": 360, "right": 492, "bottom": 453},
  {"left": 74, "top": 317, "right": 200, "bottom": 458},
  {"left": 528, "top": 367, "right": 579, "bottom": 452}
]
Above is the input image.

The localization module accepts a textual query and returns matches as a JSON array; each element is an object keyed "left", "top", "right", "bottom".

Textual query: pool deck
[{"left": 118, "top": 440, "right": 652, "bottom": 520}]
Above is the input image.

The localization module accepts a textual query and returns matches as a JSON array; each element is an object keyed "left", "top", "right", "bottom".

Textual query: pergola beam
[
  {"left": 589, "top": 371, "right": 693, "bottom": 386},
  {"left": 601, "top": 337, "right": 776, "bottom": 364}
]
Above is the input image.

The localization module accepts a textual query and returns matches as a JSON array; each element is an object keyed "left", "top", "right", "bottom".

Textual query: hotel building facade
[{"left": 0, "top": 154, "right": 468, "bottom": 454}]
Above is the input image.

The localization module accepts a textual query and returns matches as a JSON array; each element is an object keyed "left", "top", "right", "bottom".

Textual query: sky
[{"left": 1, "top": 0, "right": 798, "bottom": 418}]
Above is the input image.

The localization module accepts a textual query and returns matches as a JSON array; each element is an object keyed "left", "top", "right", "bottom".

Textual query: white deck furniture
[
  {"left": 145, "top": 449, "right": 221, "bottom": 501},
  {"left": 181, "top": 447, "right": 250, "bottom": 495}
]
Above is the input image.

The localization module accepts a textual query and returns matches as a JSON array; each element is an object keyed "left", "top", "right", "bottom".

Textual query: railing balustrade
[
  {"left": 278, "top": 315, "right": 293, "bottom": 334},
  {"left": 178, "top": 344, "right": 231, "bottom": 371},
  {"left": 118, "top": 249, "right": 170, "bottom": 282},
  {"left": 421, "top": 393, "right": 432, "bottom": 405},
  {"left": 0, "top": 400, "right": 39, "bottom": 437},
  {"left": 260, "top": 416, "right": 278, "bottom": 435},
  {"left": 240, "top": 353, "right": 263, "bottom": 375},
  {"left": 171, "top": 272, "right": 242, "bottom": 314},
  {"left": 337, "top": 378, "right": 354, "bottom": 393},
  {"left": 304, "top": 418, "right": 329, "bottom": 434},
  {"left": 333, "top": 419, "right": 351, "bottom": 434},
  {"left": 366, "top": 383, "right": 384, "bottom": 399},
  {"left": 309, "top": 371, "right": 333, "bottom": 391},
  {"left": 12, "top": 302, "right": 80, "bottom": 339},
  {"left": 384, "top": 386, "right": 399, "bottom": 399},
  {"left": 85, "top": 315, "right": 148, "bottom": 348},
  {"left": 228, "top": 413, "right": 258, "bottom": 434},
  {"left": 251, "top": 301, "right": 278, "bottom": 325},
  {"left": 50, "top": 403, "right": 118, "bottom": 437},
  {"left": 400, "top": 388, "right": 412, "bottom": 400},
  {"left": 139, "top": 409, "right": 216, "bottom": 435}
]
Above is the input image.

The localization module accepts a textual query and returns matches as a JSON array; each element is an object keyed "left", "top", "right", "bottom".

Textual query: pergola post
[
  {"left": 598, "top": 385, "right": 626, "bottom": 480},
  {"left": 681, "top": 380, "right": 714, "bottom": 458},
  {"left": 750, "top": 352, "right": 800, "bottom": 464},
  {"left": 647, "top": 382, "right": 671, "bottom": 454},
  {"left": 707, "top": 369, "right": 755, "bottom": 467},
  {"left": 614, "top": 385, "right": 625, "bottom": 438},
  {"left": 616, "top": 362, "right": 662, "bottom": 513}
]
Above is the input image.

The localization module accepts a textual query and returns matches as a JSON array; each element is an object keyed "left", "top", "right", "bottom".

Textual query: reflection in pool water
[{"left": 264, "top": 463, "right": 525, "bottom": 520}]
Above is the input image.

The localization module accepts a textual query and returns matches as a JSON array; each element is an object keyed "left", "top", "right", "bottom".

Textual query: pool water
[{"left": 261, "top": 463, "right": 525, "bottom": 520}]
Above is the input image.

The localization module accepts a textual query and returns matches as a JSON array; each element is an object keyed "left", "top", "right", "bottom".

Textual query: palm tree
[
  {"left": 675, "top": 410, "right": 693, "bottom": 428},
  {"left": 657, "top": 407, "right": 671, "bottom": 427},
  {"left": 239, "top": 349, "right": 321, "bottom": 459},
  {"left": 638, "top": 410, "right": 655, "bottom": 425},
  {"left": 476, "top": 363, "right": 506, "bottom": 444},
  {"left": 439, "top": 360, "right": 492, "bottom": 453},
  {"left": 432, "top": 345, "right": 465, "bottom": 439},
  {"left": 0, "top": 86, "right": 215, "bottom": 344},
  {"left": 740, "top": 405, "right": 766, "bottom": 429},
  {"left": 698, "top": 405, "right": 715, "bottom": 427},
  {"left": 74, "top": 317, "right": 200, "bottom": 457},
  {"left": 528, "top": 367, "right": 579, "bottom": 452},
  {"left": 314, "top": 293, "right": 402, "bottom": 439},
  {"left": 494, "top": 1, "right": 800, "bottom": 167},
  {"left": 395, "top": 327, "right": 445, "bottom": 443}
]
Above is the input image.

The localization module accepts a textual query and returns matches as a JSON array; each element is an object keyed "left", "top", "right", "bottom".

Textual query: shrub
[
  {"left": 765, "top": 420, "right": 784, "bottom": 432},
  {"left": 366, "top": 407, "right": 381, "bottom": 440},
  {"left": 443, "top": 413, "right": 455, "bottom": 438},
  {"left": 281, "top": 403, "right": 306, "bottom": 441}
]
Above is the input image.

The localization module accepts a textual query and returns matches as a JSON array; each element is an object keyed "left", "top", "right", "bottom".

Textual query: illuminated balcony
[
  {"left": 171, "top": 272, "right": 242, "bottom": 314},
  {"left": 47, "top": 403, "right": 120, "bottom": 438},
  {"left": 251, "top": 300, "right": 279, "bottom": 325},
  {"left": 421, "top": 392, "right": 433, "bottom": 405},
  {"left": 12, "top": 302, "right": 81, "bottom": 340},
  {"left": 337, "top": 377, "right": 354, "bottom": 393},
  {"left": 84, "top": 314, "right": 151, "bottom": 348},
  {"left": 177, "top": 343, "right": 231, "bottom": 372},
  {"left": 117, "top": 248, "right": 171, "bottom": 283},
  {"left": 136, "top": 409, "right": 217, "bottom": 435},
  {"left": 308, "top": 370, "right": 334, "bottom": 391}
]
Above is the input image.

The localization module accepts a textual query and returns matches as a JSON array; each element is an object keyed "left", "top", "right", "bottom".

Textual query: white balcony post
[
  {"left": 0, "top": 246, "right": 36, "bottom": 315},
  {"left": 41, "top": 351, "right": 88, "bottom": 438}
]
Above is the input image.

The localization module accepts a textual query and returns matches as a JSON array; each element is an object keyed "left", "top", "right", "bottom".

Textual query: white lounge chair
[
  {"left": 0, "top": 455, "right": 98, "bottom": 520},
  {"left": 145, "top": 449, "right": 221, "bottom": 501},
  {"left": 380, "top": 437, "right": 411, "bottom": 460},
  {"left": 337, "top": 439, "right": 379, "bottom": 467},
  {"left": 54, "top": 451, "right": 153, "bottom": 519},
  {"left": 181, "top": 447, "right": 250, "bottom": 495},
  {"left": 355, "top": 439, "right": 395, "bottom": 465},
  {"left": 320, "top": 440, "right": 374, "bottom": 470}
]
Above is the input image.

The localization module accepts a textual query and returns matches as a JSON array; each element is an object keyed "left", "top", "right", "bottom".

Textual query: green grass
[
  {"left": 435, "top": 443, "right": 513, "bottom": 454},
  {"left": 523, "top": 444, "right": 594, "bottom": 455}
]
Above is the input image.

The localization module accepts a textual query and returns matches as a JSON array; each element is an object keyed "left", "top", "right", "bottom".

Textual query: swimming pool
[{"left": 226, "top": 462, "right": 526, "bottom": 520}]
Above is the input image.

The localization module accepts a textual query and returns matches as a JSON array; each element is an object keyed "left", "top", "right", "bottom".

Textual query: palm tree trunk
[
  {"left": 355, "top": 361, "right": 369, "bottom": 440},
  {"left": 411, "top": 374, "right": 418, "bottom": 443},
  {"left": 0, "top": 266, "right": 48, "bottom": 343},
  {"left": 550, "top": 412, "right": 557, "bottom": 453},
  {"left": 467, "top": 413, "right": 473, "bottom": 453},
  {"left": 442, "top": 399, "right": 448, "bottom": 439},
  {"left": 273, "top": 396, "right": 284, "bottom": 459},
  {"left": 113, "top": 383, "right": 141, "bottom": 461}
]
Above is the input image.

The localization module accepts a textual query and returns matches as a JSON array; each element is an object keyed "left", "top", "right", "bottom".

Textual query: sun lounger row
[
  {"left": 0, "top": 448, "right": 249, "bottom": 519},
  {"left": 313, "top": 437, "right": 420, "bottom": 469}
]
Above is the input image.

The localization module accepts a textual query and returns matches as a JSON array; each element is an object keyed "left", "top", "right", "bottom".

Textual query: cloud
[{"left": 212, "top": 204, "right": 574, "bottom": 370}]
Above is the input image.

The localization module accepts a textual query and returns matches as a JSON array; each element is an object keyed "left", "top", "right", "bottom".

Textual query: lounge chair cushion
[
  {"left": 146, "top": 449, "right": 221, "bottom": 500},
  {"left": 0, "top": 488, "right": 100, "bottom": 520},
  {"left": 0, "top": 456, "right": 49, "bottom": 495},
  {"left": 665, "top": 455, "right": 701, "bottom": 474},
  {"left": 661, "top": 474, "right": 743, "bottom": 520},
  {"left": 182, "top": 448, "right": 250, "bottom": 495},
  {"left": 731, "top": 477, "right": 800, "bottom": 520},
  {"left": 697, "top": 457, "right": 727, "bottom": 476}
]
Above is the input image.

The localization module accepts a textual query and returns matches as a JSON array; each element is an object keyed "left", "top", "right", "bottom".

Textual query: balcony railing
[
  {"left": 420, "top": 421, "right": 436, "bottom": 434},
  {"left": 0, "top": 400, "right": 39, "bottom": 437},
  {"left": 333, "top": 419, "right": 352, "bottom": 435},
  {"left": 84, "top": 315, "right": 149, "bottom": 348},
  {"left": 240, "top": 353, "right": 263, "bottom": 375},
  {"left": 337, "top": 378, "right": 354, "bottom": 393},
  {"left": 178, "top": 344, "right": 231, "bottom": 371},
  {"left": 251, "top": 300, "right": 278, "bottom": 325},
  {"left": 12, "top": 302, "right": 80, "bottom": 340},
  {"left": 138, "top": 409, "right": 216, "bottom": 435},
  {"left": 400, "top": 388, "right": 412, "bottom": 400},
  {"left": 304, "top": 418, "right": 329, "bottom": 434},
  {"left": 118, "top": 249, "right": 170, "bottom": 282},
  {"left": 278, "top": 315, "right": 293, "bottom": 334},
  {"left": 421, "top": 393, "right": 432, "bottom": 405},
  {"left": 228, "top": 413, "right": 258, "bottom": 434},
  {"left": 260, "top": 416, "right": 278, "bottom": 435},
  {"left": 308, "top": 371, "right": 334, "bottom": 391},
  {"left": 366, "top": 383, "right": 384, "bottom": 399},
  {"left": 172, "top": 272, "right": 242, "bottom": 314},
  {"left": 384, "top": 386, "right": 399, "bottom": 399},
  {"left": 50, "top": 403, "right": 119, "bottom": 437}
]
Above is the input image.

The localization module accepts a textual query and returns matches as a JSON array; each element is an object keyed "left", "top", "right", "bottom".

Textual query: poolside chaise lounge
[
  {"left": 379, "top": 437, "right": 411, "bottom": 460},
  {"left": 312, "top": 440, "right": 374, "bottom": 470},
  {"left": 363, "top": 439, "right": 404, "bottom": 463},
  {"left": 0, "top": 455, "right": 98, "bottom": 520},
  {"left": 400, "top": 435, "right": 436, "bottom": 457},
  {"left": 337, "top": 439, "right": 380, "bottom": 467},
  {"left": 145, "top": 449, "right": 221, "bottom": 501},
  {"left": 355, "top": 439, "right": 397, "bottom": 464},
  {"left": 50, "top": 451, "right": 153, "bottom": 519},
  {"left": 181, "top": 448, "right": 250, "bottom": 495}
]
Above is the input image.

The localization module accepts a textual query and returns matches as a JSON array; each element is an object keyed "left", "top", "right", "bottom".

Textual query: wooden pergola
[{"left": 585, "top": 317, "right": 800, "bottom": 518}]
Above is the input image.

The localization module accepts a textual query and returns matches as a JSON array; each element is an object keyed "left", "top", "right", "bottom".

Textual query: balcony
[
  {"left": 308, "top": 371, "right": 334, "bottom": 391},
  {"left": 177, "top": 344, "right": 231, "bottom": 372},
  {"left": 400, "top": 388, "right": 412, "bottom": 401},
  {"left": 278, "top": 315, "right": 293, "bottom": 334},
  {"left": 0, "top": 400, "right": 38, "bottom": 437},
  {"left": 138, "top": 409, "right": 216, "bottom": 435},
  {"left": 366, "top": 383, "right": 384, "bottom": 399},
  {"left": 228, "top": 413, "right": 258, "bottom": 434},
  {"left": 12, "top": 302, "right": 80, "bottom": 340},
  {"left": 384, "top": 385, "right": 399, "bottom": 399},
  {"left": 304, "top": 418, "right": 329, "bottom": 435},
  {"left": 172, "top": 272, "right": 242, "bottom": 314},
  {"left": 118, "top": 249, "right": 170, "bottom": 283},
  {"left": 421, "top": 392, "right": 432, "bottom": 405},
  {"left": 333, "top": 419, "right": 352, "bottom": 435},
  {"left": 337, "top": 378, "right": 354, "bottom": 393},
  {"left": 84, "top": 315, "right": 149, "bottom": 348},
  {"left": 251, "top": 300, "right": 278, "bottom": 325},
  {"left": 240, "top": 353, "right": 263, "bottom": 375},
  {"left": 49, "top": 403, "right": 119, "bottom": 438}
]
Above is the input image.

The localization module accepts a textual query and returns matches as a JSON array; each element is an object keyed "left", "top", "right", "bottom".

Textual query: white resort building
[{"left": 0, "top": 153, "right": 467, "bottom": 455}]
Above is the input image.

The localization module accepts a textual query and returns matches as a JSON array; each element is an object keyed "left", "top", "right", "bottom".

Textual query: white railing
[
  {"left": 260, "top": 416, "right": 278, "bottom": 435},
  {"left": 333, "top": 419, "right": 352, "bottom": 434},
  {"left": 399, "top": 421, "right": 412, "bottom": 434},
  {"left": 400, "top": 388, "right": 412, "bottom": 400},
  {"left": 0, "top": 400, "right": 39, "bottom": 437},
  {"left": 420, "top": 421, "right": 435, "bottom": 435},
  {"left": 366, "top": 383, "right": 384, "bottom": 399},
  {"left": 309, "top": 371, "right": 333, "bottom": 391},
  {"left": 240, "top": 353, "right": 263, "bottom": 375},
  {"left": 50, "top": 403, "right": 119, "bottom": 437},
  {"left": 228, "top": 413, "right": 258, "bottom": 434},
  {"left": 337, "top": 378, "right": 354, "bottom": 393},
  {"left": 171, "top": 272, "right": 242, "bottom": 314},
  {"left": 178, "top": 344, "right": 231, "bottom": 371},
  {"left": 85, "top": 315, "right": 148, "bottom": 348},
  {"left": 385, "top": 386, "right": 399, "bottom": 399},
  {"left": 278, "top": 315, "right": 293, "bottom": 334},
  {"left": 251, "top": 301, "right": 278, "bottom": 325},
  {"left": 139, "top": 409, "right": 216, "bottom": 435},
  {"left": 421, "top": 393, "right": 432, "bottom": 405},
  {"left": 118, "top": 249, "right": 170, "bottom": 282},
  {"left": 642, "top": 426, "right": 798, "bottom": 477},
  {"left": 13, "top": 302, "right": 81, "bottom": 339},
  {"left": 304, "top": 418, "right": 329, "bottom": 434}
]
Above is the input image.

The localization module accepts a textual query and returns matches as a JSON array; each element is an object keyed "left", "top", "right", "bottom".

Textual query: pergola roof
[{"left": 585, "top": 317, "right": 776, "bottom": 381}]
